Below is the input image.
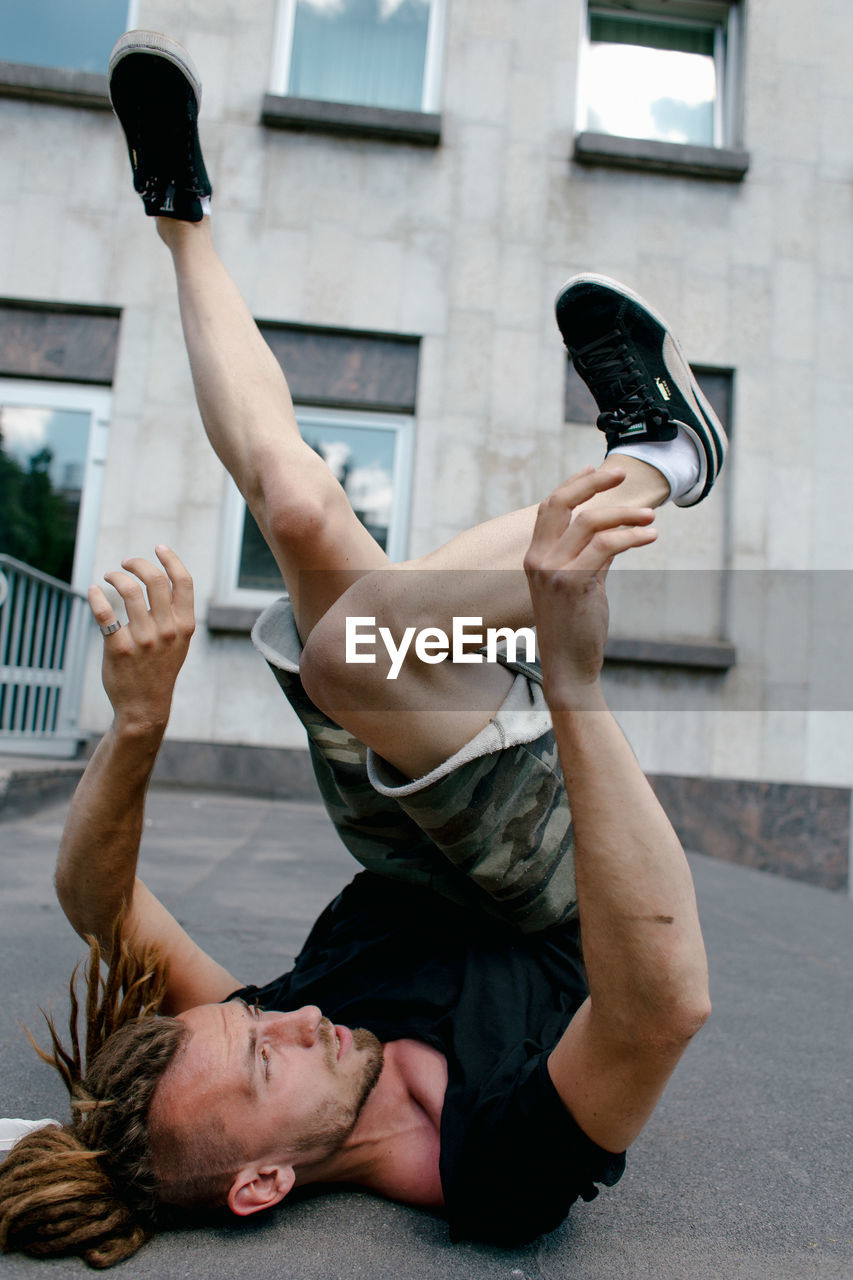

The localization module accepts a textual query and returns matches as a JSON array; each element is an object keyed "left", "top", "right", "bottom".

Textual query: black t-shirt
[{"left": 228, "top": 872, "right": 625, "bottom": 1245}]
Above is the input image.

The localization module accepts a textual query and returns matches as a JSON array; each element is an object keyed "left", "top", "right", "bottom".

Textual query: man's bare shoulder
[
  {"left": 389, "top": 1038, "right": 447, "bottom": 1123},
  {"left": 372, "top": 1038, "right": 448, "bottom": 1209}
]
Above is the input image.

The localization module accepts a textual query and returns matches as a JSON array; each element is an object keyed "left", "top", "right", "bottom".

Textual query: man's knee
[
  {"left": 245, "top": 440, "right": 341, "bottom": 557},
  {"left": 263, "top": 488, "right": 328, "bottom": 556},
  {"left": 300, "top": 577, "right": 417, "bottom": 717}
]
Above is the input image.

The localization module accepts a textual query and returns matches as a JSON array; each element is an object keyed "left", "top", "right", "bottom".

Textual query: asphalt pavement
[{"left": 1, "top": 785, "right": 851, "bottom": 1279}]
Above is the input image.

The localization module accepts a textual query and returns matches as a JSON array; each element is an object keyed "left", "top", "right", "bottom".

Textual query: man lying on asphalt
[{"left": 0, "top": 31, "right": 724, "bottom": 1268}]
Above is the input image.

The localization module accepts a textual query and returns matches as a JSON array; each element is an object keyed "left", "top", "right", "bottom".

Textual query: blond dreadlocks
[{"left": 0, "top": 928, "right": 186, "bottom": 1268}]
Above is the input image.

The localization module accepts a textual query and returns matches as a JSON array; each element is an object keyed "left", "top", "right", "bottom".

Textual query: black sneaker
[
  {"left": 555, "top": 274, "right": 726, "bottom": 507},
  {"left": 109, "top": 31, "right": 211, "bottom": 222}
]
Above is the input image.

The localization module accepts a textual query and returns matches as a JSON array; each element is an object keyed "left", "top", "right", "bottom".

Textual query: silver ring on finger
[{"left": 99, "top": 620, "right": 122, "bottom": 637}]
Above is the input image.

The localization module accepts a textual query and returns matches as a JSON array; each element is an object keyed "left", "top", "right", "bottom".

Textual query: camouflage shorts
[{"left": 253, "top": 600, "right": 576, "bottom": 934}]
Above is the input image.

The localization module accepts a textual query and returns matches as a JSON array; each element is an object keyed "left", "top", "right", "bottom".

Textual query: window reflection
[
  {"left": 1, "top": 0, "right": 129, "bottom": 73},
  {"left": 0, "top": 404, "right": 89, "bottom": 583},
  {"left": 288, "top": 0, "right": 432, "bottom": 111},
  {"left": 237, "top": 420, "right": 397, "bottom": 591},
  {"left": 585, "top": 15, "right": 719, "bottom": 147}
]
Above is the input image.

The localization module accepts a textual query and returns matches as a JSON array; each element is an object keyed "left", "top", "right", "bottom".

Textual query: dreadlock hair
[{"left": 0, "top": 926, "right": 187, "bottom": 1269}]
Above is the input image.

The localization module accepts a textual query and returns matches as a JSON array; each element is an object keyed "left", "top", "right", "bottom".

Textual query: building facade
[{"left": 1, "top": 0, "right": 851, "bottom": 888}]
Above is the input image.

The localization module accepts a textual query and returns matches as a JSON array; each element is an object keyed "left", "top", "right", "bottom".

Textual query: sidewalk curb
[{"left": 0, "top": 761, "right": 84, "bottom": 820}]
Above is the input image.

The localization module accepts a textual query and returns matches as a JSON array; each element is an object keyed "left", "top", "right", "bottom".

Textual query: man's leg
[
  {"left": 300, "top": 467, "right": 658, "bottom": 779},
  {"left": 157, "top": 218, "right": 392, "bottom": 641},
  {"left": 302, "top": 268, "right": 722, "bottom": 778},
  {"left": 110, "top": 34, "right": 393, "bottom": 642},
  {"left": 302, "top": 267, "right": 725, "bottom": 779},
  {"left": 159, "top": 215, "right": 671, "bottom": 664},
  {"left": 159, "top": 215, "right": 672, "bottom": 640},
  {"left": 112, "top": 36, "right": 673, "bottom": 659}
]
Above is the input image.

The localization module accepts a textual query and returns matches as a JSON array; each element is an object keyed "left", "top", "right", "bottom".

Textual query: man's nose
[{"left": 265, "top": 1005, "right": 323, "bottom": 1047}]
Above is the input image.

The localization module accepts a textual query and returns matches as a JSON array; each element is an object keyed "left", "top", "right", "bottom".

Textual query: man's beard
[
  {"left": 292, "top": 1026, "right": 384, "bottom": 1158},
  {"left": 350, "top": 1027, "right": 385, "bottom": 1103}
]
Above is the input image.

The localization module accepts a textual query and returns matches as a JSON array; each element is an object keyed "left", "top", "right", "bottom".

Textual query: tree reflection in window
[
  {"left": 237, "top": 419, "right": 397, "bottom": 591},
  {"left": 0, "top": 405, "right": 88, "bottom": 583}
]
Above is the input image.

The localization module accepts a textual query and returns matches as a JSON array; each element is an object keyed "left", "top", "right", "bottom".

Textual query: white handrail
[{"left": 0, "top": 556, "right": 93, "bottom": 757}]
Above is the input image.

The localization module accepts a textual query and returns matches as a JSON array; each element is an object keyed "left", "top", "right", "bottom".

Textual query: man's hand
[
  {"left": 87, "top": 545, "right": 195, "bottom": 736},
  {"left": 523, "top": 468, "right": 656, "bottom": 704}
]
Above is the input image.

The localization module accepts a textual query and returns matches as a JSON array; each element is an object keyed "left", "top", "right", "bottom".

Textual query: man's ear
[{"left": 227, "top": 1163, "right": 295, "bottom": 1217}]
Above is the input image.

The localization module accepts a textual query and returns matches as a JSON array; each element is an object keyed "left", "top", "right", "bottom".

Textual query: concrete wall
[{"left": 1, "top": 0, "right": 852, "bottom": 804}]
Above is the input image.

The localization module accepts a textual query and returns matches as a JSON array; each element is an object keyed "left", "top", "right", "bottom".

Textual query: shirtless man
[{"left": 0, "top": 31, "right": 723, "bottom": 1268}]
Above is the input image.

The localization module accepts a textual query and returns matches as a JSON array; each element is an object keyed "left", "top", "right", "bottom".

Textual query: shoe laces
[{"left": 573, "top": 329, "right": 672, "bottom": 435}]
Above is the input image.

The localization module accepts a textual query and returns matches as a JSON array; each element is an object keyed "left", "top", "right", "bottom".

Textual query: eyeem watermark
[{"left": 346, "top": 616, "right": 537, "bottom": 680}]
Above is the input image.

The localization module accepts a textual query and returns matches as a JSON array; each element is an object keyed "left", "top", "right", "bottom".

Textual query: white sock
[
  {"left": 199, "top": 195, "right": 212, "bottom": 216},
  {"left": 609, "top": 427, "right": 701, "bottom": 502}
]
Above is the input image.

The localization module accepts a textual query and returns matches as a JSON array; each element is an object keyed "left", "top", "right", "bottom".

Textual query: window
[
  {"left": 219, "top": 407, "right": 414, "bottom": 608},
  {"left": 0, "top": 380, "right": 111, "bottom": 590},
  {"left": 578, "top": 1, "right": 740, "bottom": 149},
  {"left": 271, "top": 0, "right": 444, "bottom": 113},
  {"left": 0, "top": 0, "right": 135, "bottom": 74}
]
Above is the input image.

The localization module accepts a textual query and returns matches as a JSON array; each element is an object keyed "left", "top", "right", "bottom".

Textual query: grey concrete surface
[
  {"left": 0, "top": 787, "right": 851, "bottom": 1279},
  {"left": 0, "top": 756, "right": 84, "bottom": 821}
]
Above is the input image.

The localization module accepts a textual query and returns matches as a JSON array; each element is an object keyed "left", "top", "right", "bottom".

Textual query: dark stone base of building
[{"left": 649, "top": 774, "right": 849, "bottom": 893}]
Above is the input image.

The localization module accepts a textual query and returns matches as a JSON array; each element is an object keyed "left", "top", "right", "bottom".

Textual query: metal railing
[{"left": 0, "top": 555, "right": 92, "bottom": 757}]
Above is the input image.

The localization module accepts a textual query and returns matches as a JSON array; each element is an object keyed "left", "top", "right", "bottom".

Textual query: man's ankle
[
  {"left": 589, "top": 457, "right": 671, "bottom": 510},
  {"left": 156, "top": 215, "right": 210, "bottom": 249},
  {"left": 609, "top": 430, "right": 701, "bottom": 505}
]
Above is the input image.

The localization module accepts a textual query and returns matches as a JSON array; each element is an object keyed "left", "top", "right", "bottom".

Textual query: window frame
[
  {"left": 577, "top": 0, "right": 741, "bottom": 152},
  {"left": 269, "top": 0, "right": 446, "bottom": 113},
  {"left": 216, "top": 404, "right": 416, "bottom": 610},
  {"left": 0, "top": 377, "right": 112, "bottom": 593}
]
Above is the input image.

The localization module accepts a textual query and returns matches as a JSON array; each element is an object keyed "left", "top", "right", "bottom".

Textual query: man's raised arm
[
  {"left": 524, "top": 469, "right": 711, "bottom": 1155},
  {"left": 55, "top": 546, "right": 240, "bottom": 1014}
]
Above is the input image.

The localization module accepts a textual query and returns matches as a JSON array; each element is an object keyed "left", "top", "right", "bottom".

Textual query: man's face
[{"left": 155, "top": 1000, "right": 383, "bottom": 1173}]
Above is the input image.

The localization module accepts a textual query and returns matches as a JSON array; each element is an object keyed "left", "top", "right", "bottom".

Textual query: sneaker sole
[
  {"left": 556, "top": 272, "right": 727, "bottom": 507},
  {"left": 108, "top": 29, "right": 202, "bottom": 112}
]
